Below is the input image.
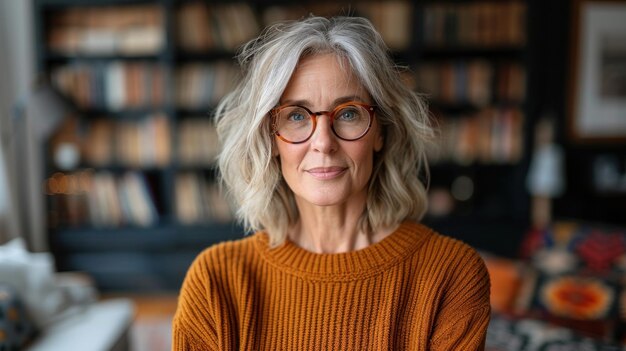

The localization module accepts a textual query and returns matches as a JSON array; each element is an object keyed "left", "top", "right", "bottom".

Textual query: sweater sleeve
[
  {"left": 172, "top": 251, "right": 220, "bottom": 351},
  {"left": 429, "top": 243, "right": 491, "bottom": 351}
]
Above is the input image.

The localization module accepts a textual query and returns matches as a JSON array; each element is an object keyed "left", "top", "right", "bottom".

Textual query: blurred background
[{"left": 1, "top": 0, "right": 625, "bottom": 350}]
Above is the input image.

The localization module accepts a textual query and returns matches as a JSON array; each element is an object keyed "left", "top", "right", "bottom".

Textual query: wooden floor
[
  {"left": 107, "top": 294, "right": 177, "bottom": 351},
  {"left": 103, "top": 293, "right": 178, "bottom": 320}
]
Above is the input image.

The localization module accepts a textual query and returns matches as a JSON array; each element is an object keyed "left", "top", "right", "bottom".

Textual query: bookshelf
[
  {"left": 415, "top": 1, "right": 531, "bottom": 257},
  {"left": 35, "top": 0, "right": 535, "bottom": 291},
  {"left": 35, "top": 0, "right": 245, "bottom": 291}
]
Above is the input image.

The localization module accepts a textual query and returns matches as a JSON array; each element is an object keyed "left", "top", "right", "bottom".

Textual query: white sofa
[
  {"left": 0, "top": 238, "right": 135, "bottom": 351},
  {"left": 26, "top": 299, "right": 134, "bottom": 351}
]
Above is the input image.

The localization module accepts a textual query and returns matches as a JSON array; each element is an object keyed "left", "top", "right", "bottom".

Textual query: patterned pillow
[
  {"left": 514, "top": 268, "right": 623, "bottom": 342},
  {"left": 517, "top": 221, "right": 626, "bottom": 344},
  {"left": 487, "top": 312, "right": 624, "bottom": 351},
  {"left": 520, "top": 221, "right": 626, "bottom": 276},
  {"left": 0, "top": 283, "right": 38, "bottom": 350}
]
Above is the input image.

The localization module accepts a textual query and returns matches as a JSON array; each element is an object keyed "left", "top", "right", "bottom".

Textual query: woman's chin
[{"left": 300, "top": 196, "right": 345, "bottom": 207}]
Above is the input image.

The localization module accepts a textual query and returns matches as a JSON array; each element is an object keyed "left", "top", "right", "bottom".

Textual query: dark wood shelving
[
  {"left": 174, "top": 50, "right": 237, "bottom": 62},
  {"left": 36, "top": 0, "right": 536, "bottom": 291},
  {"left": 50, "top": 222, "right": 243, "bottom": 252},
  {"left": 76, "top": 107, "right": 169, "bottom": 119},
  {"left": 423, "top": 215, "right": 527, "bottom": 257},
  {"left": 419, "top": 46, "right": 526, "bottom": 59},
  {"left": 47, "top": 163, "right": 171, "bottom": 174},
  {"left": 38, "top": 0, "right": 158, "bottom": 7},
  {"left": 175, "top": 108, "right": 213, "bottom": 117}
]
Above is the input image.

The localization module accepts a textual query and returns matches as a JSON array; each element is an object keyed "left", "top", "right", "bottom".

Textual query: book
[
  {"left": 176, "top": 3, "right": 259, "bottom": 52},
  {"left": 47, "top": 4, "right": 164, "bottom": 55},
  {"left": 416, "top": 60, "right": 494, "bottom": 107},
  {"left": 177, "top": 119, "right": 219, "bottom": 166},
  {"left": 52, "top": 62, "right": 166, "bottom": 110},
  {"left": 422, "top": 2, "right": 527, "bottom": 47},
  {"left": 429, "top": 107, "right": 525, "bottom": 165},
  {"left": 175, "top": 172, "right": 234, "bottom": 225},
  {"left": 176, "top": 63, "right": 239, "bottom": 109}
]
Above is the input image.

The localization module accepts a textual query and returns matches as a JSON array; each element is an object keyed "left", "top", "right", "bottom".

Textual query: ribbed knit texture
[{"left": 172, "top": 221, "right": 491, "bottom": 350}]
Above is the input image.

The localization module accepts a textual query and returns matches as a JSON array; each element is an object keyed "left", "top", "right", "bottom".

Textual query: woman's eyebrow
[
  {"left": 279, "top": 99, "right": 310, "bottom": 107},
  {"left": 332, "top": 95, "right": 369, "bottom": 105}
]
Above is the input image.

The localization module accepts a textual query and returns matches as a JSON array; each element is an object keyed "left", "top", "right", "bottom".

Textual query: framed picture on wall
[{"left": 568, "top": 0, "right": 626, "bottom": 143}]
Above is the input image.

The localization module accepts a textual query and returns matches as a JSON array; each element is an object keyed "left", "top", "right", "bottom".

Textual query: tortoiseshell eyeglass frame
[{"left": 269, "top": 101, "right": 376, "bottom": 144}]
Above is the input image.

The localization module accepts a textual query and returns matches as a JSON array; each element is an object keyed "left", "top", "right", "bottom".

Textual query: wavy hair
[{"left": 215, "top": 16, "right": 434, "bottom": 247}]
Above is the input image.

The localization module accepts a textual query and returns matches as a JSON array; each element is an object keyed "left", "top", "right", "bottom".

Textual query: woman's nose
[{"left": 310, "top": 114, "right": 338, "bottom": 153}]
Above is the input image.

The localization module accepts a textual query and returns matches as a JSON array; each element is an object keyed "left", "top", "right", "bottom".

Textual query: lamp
[{"left": 526, "top": 115, "right": 565, "bottom": 228}]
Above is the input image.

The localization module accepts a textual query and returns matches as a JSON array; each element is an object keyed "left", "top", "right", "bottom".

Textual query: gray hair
[{"left": 215, "top": 16, "right": 434, "bottom": 247}]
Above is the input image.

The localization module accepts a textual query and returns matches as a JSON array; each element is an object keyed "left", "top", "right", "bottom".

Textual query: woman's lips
[{"left": 306, "top": 167, "right": 347, "bottom": 180}]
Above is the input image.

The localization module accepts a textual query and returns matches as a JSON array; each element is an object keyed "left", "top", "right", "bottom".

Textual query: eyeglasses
[{"left": 270, "top": 101, "right": 376, "bottom": 144}]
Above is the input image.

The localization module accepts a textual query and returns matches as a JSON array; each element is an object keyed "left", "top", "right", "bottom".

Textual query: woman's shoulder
[
  {"left": 414, "top": 223, "right": 488, "bottom": 275},
  {"left": 403, "top": 221, "right": 481, "bottom": 255},
  {"left": 190, "top": 232, "right": 264, "bottom": 271}
]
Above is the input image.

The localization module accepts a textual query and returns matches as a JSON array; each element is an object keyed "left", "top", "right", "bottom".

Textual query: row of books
[
  {"left": 81, "top": 114, "right": 171, "bottom": 168},
  {"left": 52, "top": 59, "right": 523, "bottom": 112},
  {"left": 51, "top": 61, "right": 244, "bottom": 110},
  {"left": 355, "top": 1, "right": 413, "bottom": 51},
  {"left": 76, "top": 115, "right": 219, "bottom": 168},
  {"left": 46, "top": 170, "right": 159, "bottom": 228},
  {"left": 46, "top": 170, "right": 235, "bottom": 228},
  {"left": 422, "top": 2, "right": 526, "bottom": 47},
  {"left": 176, "top": 63, "right": 241, "bottom": 109},
  {"left": 175, "top": 1, "right": 414, "bottom": 53},
  {"left": 260, "top": 1, "right": 412, "bottom": 51},
  {"left": 46, "top": 1, "right": 527, "bottom": 55},
  {"left": 47, "top": 5, "right": 164, "bottom": 55},
  {"left": 175, "top": 173, "right": 235, "bottom": 225},
  {"left": 416, "top": 61, "right": 526, "bottom": 106},
  {"left": 176, "top": 3, "right": 260, "bottom": 52},
  {"left": 52, "top": 62, "right": 166, "bottom": 110},
  {"left": 427, "top": 107, "right": 524, "bottom": 165},
  {"left": 178, "top": 119, "right": 220, "bottom": 167}
]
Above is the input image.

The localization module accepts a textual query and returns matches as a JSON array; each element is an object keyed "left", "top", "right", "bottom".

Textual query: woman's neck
[{"left": 288, "top": 198, "right": 393, "bottom": 254}]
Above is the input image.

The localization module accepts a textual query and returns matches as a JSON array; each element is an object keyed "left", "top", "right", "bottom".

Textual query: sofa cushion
[
  {"left": 25, "top": 298, "right": 134, "bottom": 351},
  {"left": 515, "top": 269, "right": 621, "bottom": 340},
  {"left": 0, "top": 283, "right": 38, "bottom": 350},
  {"left": 521, "top": 221, "right": 626, "bottom": 276},
  {"left": 487, "top": 312, "right": 625, "bottom": 351},
  {"left": 517, "top": 221, "right": 626, "bottom": 343},
  {"left": 482, "top": 254, "right": 523, "bottom": 314}
]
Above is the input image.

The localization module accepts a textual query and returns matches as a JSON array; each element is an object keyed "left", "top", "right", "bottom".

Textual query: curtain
[
  {"left": 0, "top": 0, "right": 38, "bottom": 249},
  {"left": 0, "top": 4, "right": 20, "bottom": 244}
]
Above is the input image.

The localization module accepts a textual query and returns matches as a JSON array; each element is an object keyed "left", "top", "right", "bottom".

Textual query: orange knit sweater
[{"left": 172, "top": 221, "right": 491, "bottom": 350}]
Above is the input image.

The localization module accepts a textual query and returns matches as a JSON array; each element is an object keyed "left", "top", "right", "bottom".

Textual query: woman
[{"left": 173, "top": 16, "right": 490, "bottom": 350}]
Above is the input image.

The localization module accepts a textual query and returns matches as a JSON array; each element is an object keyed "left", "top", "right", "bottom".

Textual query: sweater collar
[{"left": 254, "top": 221, "right": 432, "bottom": 281}]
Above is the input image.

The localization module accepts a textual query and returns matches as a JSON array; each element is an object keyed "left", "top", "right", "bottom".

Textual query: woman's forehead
[{"left": 282, "top": 54, "right": 367, "bottom": 102}]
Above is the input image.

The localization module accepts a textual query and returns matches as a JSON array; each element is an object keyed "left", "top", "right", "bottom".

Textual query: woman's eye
[
  {"left": 337, "top": 109, "right": 358, "bottom": 121},
  {"left": 288, "top": 113, "right": 306, "bottom": 122}
]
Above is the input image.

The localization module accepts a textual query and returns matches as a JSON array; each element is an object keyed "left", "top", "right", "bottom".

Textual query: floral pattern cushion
[
  {"left": 0, "top": 284, "right": 37, "bottom": 350},
  {"left": 517, "top": 221, "right": 626, "bottom": 344},
  {"left": 486, "top": 313, "right": 625, "bottom": 351},
  {"left": 521, "top": 221, "right": 626, "bottom": 276},
  {"left": 515, "top": 270, "right": 621, "bottom": 340}
]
